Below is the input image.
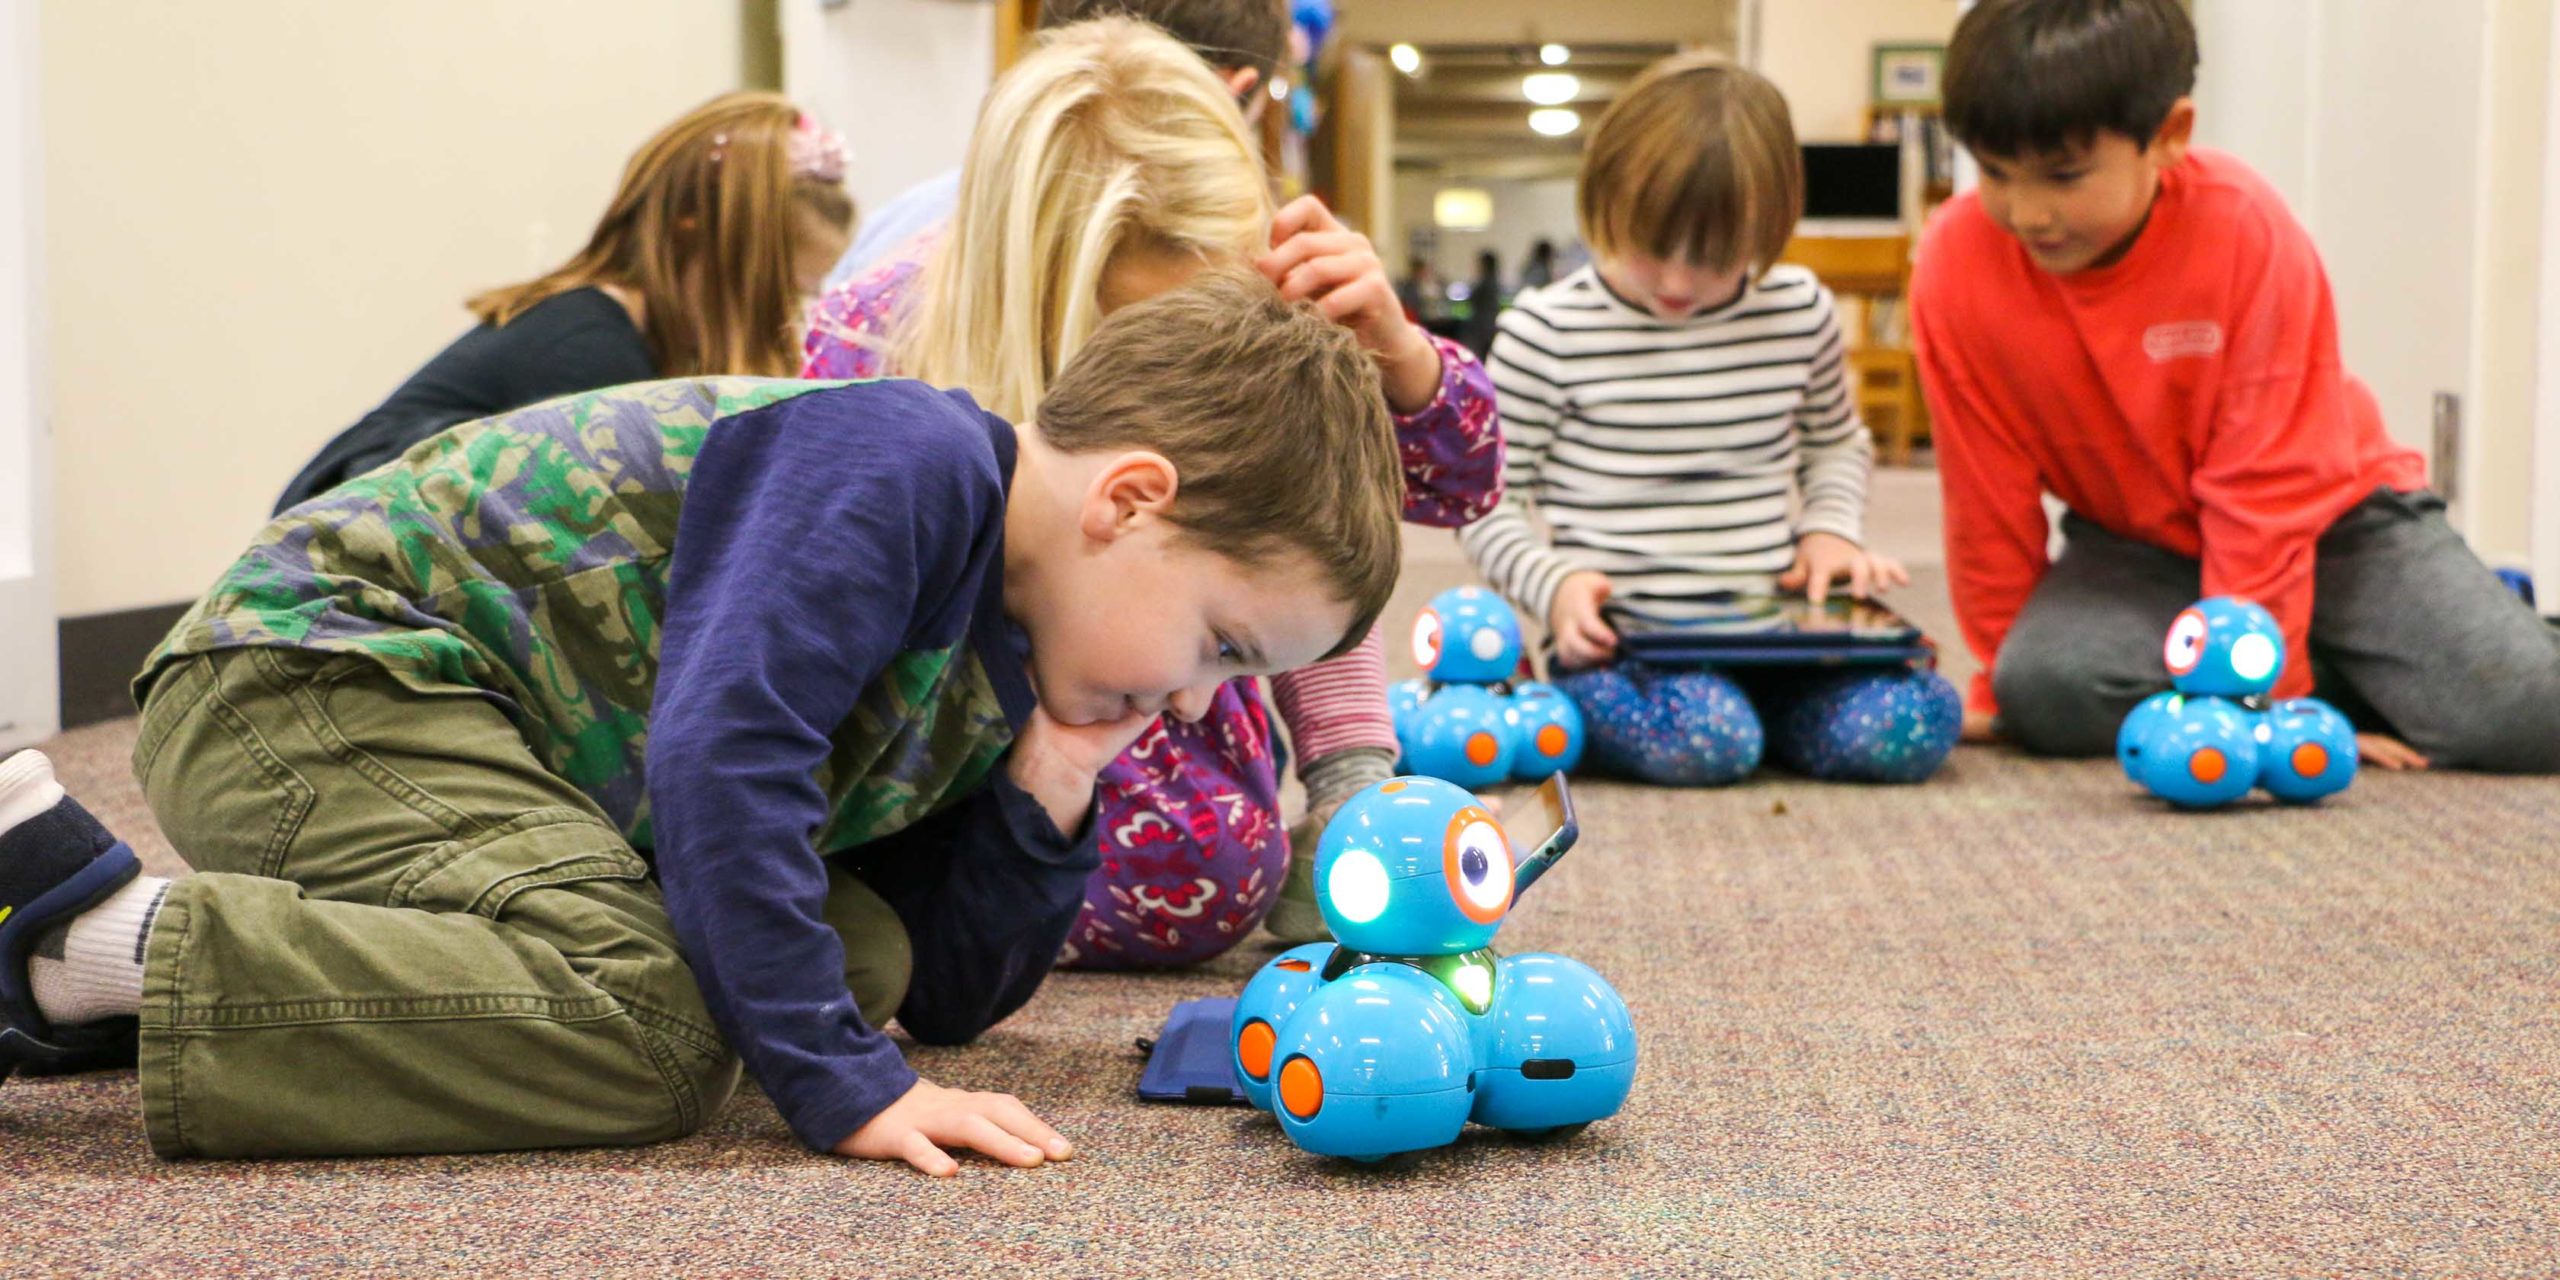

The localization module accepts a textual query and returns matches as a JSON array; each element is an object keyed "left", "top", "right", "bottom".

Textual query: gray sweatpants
[{"left": 1991, "top": 488, "right": 2560, "bottom": 772}]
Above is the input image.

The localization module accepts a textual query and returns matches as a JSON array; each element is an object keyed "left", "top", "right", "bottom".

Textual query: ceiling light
[
  {"left": 1390, "top": 43, "right": 1421, "bottom": 75},
  {"left": 1522, "top": 72, "right": 1579, "bottom": 105},
  {"left": 1540, "top": 43, "right": 1569, "bottom": 66},
  {"left": 1434, "top": 187, "right": 1494, "bottom": 230},
  {"left": 1528, "top": 108, "right": 1581, "bottom": 137}
]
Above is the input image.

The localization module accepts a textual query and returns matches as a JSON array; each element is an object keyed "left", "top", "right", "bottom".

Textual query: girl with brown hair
[{"left": 274, "top": 91, "right": 852, "bottom": 513}]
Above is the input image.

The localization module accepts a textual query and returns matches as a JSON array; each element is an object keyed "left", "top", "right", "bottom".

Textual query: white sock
[
  {"left": 0, "top": 750, "right": 66, "bottom": 838},
  {"left": 29, "top": 875, "right": 169, "bottom": 1025}
]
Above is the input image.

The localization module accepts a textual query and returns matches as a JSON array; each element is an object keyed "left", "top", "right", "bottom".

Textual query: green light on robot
[{"left": 1452, "top": 961, "right": 1492, "bottom": 1011}]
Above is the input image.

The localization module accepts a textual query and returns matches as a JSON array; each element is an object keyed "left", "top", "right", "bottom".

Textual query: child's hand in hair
[
  {"left": 1549, "top": 571, "right": 1620, "bottom": 671},
  {"left": 834, "top": 1078, "right": 1074, "bottom": 1177},
  {"left": 1257, "top": 195, "right": 1443, "bottom": 415},
  {"left": 1780, "top": 531, "right": 1911, "bottom": 604}
]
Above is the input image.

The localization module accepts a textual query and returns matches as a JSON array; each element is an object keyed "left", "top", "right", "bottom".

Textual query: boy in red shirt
[{"left": 1911, "top": 0, "right": 2560, "bottom": 772}]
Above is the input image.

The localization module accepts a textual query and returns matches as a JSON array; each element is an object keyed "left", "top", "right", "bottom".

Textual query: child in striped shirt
[{"left": 1461, "top": 53, "right": 1960, "bottom": 785}]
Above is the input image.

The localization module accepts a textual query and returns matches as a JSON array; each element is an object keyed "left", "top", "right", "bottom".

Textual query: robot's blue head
[
  {"left": 1314, "top": 776, "right": 1515, "bottom": 955},
  {"left": 2164, "top": 596, "right": 2283, "bottom": 698},
  {"left": 1413, "top": 586, "right": 1522, "bottom": 685}
]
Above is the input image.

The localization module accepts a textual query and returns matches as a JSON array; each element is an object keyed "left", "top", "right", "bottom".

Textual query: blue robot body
[
  {"left": 1415, "top": 586, "right": 1522, "bottom": 684},
  {"left": 1233, "top": 776, "right": 1635, "bottom": 1161},
  {"left": 2164, "top": 597, "right": 2283, "bottom": 698},
  {"left": 2257, "top": 698, "right": 2359, "bottom": 803},
  {"left": 1504, "top": 681, "right": 1587, "bottom": 781},
  {"left": 1265, "top": 965, "right": 1477, "bottom": 1160},
  {"left": 1397, "top": 684, "right": 1517, "bottom": 792},
  {"left": 2125, "top": 597, "right": 2359, "bottom": 808},
  {"left": 1472, "top": 953, "right": 1639, "bottom": 1133}
]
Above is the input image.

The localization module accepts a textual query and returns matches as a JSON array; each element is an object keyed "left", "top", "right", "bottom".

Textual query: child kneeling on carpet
[
  {"left": 1912, "top": 0, "right": 2560, "bottom": 772},
  {"left": 0, "top": 269, "right": 1401, "bottom": 1175},
  {"left": 803, "top": 17, "right": 1504, "bottom": 959},
  {"left": 1458, "top": 52, "right": 1962, "bottom": 786}
]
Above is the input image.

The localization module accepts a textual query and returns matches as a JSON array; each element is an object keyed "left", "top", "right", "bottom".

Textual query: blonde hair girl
[{"left": 893, "top": 16, "right": 1272, "bottom": 422}]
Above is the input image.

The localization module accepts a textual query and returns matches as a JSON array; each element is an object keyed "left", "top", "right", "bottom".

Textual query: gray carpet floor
[{"left": 6, "top": 471, "right": 2556, "bottom": 1277}]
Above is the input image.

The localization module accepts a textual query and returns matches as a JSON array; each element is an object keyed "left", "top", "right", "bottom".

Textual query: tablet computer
[{"left": 1608, "top": 594, "right": 1931, "bottom": 667}]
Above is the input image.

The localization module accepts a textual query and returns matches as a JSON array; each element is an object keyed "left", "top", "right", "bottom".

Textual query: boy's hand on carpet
[
  {"left": 2357, "top": 732, "right": 2428, "bottom": 771},
  {"left": 1549, "top": 572, "right": 1619, "bottom": 670},
  {"left": 835, "top": 1079, "right": 1075, "bottom": 1177}
]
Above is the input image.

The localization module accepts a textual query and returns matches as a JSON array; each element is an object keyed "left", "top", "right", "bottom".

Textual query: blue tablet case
[
  {"left": 1136, "top": 996, "right": 1246, "bottom": 1105},
  {"left": 1611, "top": 596, "right": 1932, "bottom": 667}
]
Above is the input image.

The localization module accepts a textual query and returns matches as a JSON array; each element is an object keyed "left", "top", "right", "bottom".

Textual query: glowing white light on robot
[{"left": 1328, "top": 849, "right": 1391, "bottom": 923}]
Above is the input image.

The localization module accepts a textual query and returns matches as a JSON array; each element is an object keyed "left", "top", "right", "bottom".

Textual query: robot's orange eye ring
[
  {"left": 1441, "top": 806, "right": 1513, "bottom": 923},
  {"left": 2163, "top": 608, "right": 2208, "bottom": 676},
  {"left": 1412, "top": 609, "right": 1444, "bottom": 669}
]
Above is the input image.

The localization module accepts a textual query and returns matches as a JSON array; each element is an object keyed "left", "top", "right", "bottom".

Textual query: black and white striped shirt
[{"left": 1459, "top": 263, "right": 1874, "bottom": 624}]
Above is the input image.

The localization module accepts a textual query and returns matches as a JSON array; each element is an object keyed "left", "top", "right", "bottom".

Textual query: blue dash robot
[{"left": 2118, "top": 597, "right": 2358, "bottom": 808}]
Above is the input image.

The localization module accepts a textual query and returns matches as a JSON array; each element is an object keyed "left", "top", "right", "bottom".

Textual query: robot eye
[
  {"left": 2163, "top": 608, "right": 2207, "bottom": 676},
  {"left": 1412, "top": 609, "right": 1444, "bottom": 669},
  {"left": 1441, "top": 807, "right": 1513, "bottom": 923}
]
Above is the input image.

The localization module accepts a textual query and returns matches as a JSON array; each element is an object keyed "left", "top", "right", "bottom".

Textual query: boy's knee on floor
[
  {"left": 847, "top": 939, "right": 913, "bottom": 1030},
  {"left": 1990, "top": 648, "right": 2121, "bottom": 757},
  {"left": 2416, "top": 672, "right": 2560, "bottom": 773},
  {"left": 823, "top": 864, "right": 914, "bottom": 1027}
]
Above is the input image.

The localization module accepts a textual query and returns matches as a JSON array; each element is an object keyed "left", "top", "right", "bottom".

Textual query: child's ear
[
  {"left": 1079, "top": 450, "right": 1180, "bottom": 543},
  {"left": 2152, "top": 97, "right": 2197, "bottom": 167}
]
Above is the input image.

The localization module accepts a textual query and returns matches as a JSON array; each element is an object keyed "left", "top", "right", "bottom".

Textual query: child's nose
[{"left": 1166, "top": 680, "right": 1223, "bottom": 723}]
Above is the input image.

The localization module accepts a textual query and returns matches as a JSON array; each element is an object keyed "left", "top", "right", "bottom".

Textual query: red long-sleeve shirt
[{"left": 1910, "top": 147, "right": 2427, "bottom": 714}]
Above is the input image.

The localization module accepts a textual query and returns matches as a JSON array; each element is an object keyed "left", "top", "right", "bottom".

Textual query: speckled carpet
[{"left": 7, "top": 474, "right": 2556, "bottom": 1277}]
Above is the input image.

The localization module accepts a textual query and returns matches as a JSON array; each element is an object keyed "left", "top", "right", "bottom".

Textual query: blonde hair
[
  {"left": 1041, "top": 268, "right": 1402, "bottom": 656},
  {"left": 1578, "top": 52, "right": 1803, "bottom": 277},
  {"left": 470, "top": 91, "right": 855, "bottom": 377},
  {"left": 900, "top": 16, "right": 1274, "bottom": 422}
]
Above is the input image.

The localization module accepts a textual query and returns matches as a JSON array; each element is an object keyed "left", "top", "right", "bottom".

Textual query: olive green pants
[{"left": 131, "top": 647, "right": 913, "bottom": 1159}]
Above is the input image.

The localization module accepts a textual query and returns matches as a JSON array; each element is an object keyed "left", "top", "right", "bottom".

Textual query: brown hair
[
  {"left": 468, "top": 92, "right": 855, "bottom": 377},
  {"left": 1577, "top": 51, "right": 1802, "bottom": 276},
  {"left": 1038, "top": 0, "right": 1290, "bottom": 88},
  {"left": 1944, "top": 0, "right": 2199, "bottom": 158},
  {"left": 1035, "top": 267, "right": 1401, "bottom": 657}
]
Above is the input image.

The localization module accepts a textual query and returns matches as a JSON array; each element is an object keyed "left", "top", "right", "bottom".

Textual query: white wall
[
  {"left": 1757, "top": 0, "right": 1964, "bottom": 142},
  {"left": 782, "top": 0, "right": 993, "bottom": 221},
  {"left": 2, "top": 0, "right": 53, "bottom": 747},
  {"left": 1392, "top": 172, "right": 1579, "bottom": 288},
  {"left": 2195, "top": 0, "right": 2550, "bottom": 565},
  {"left": 42, "top": 2, "right": 744, "bottom": 618},
  {"left": 2540, "top": 12, "right": 2560, "bottom": 596},
  {"left": 2466, "top": 0, "right": 2551, "bottom": 569}
]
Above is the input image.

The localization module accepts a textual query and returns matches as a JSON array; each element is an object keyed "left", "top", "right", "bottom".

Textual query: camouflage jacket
[{"left": 138, "top": 377, "right": 1025, "bottom": 853}]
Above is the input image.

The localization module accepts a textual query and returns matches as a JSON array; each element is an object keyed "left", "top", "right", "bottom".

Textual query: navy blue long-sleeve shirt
[{"left": 645, "top": 381, "right": 1098, "bottom": 1151}]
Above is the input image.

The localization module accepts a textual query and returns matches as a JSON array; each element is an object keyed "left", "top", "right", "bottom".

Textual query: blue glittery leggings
[{"left": 1553, "top": 663, "right": 1961, "bottom": 785}]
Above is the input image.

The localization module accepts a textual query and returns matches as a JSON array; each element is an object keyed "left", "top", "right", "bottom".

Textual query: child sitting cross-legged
[{"left": 1460, "top": 52, "right": 1962, "bottom": 785}]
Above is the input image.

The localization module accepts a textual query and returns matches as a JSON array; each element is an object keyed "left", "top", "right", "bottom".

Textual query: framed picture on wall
[{"left": 1872, "top": 43, "right": 1945, "bottom": 108}]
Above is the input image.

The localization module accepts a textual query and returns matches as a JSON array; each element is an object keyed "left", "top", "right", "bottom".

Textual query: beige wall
[
  {"left": 1757, "top": 0, "right": 1963, "bottom": 142},
  {"left": 781, "top": 0, "right": 991, "bottom": 223},
  {"left": 42, "top": 2, "right": 744, "bottom": 616},
  {"left": 2466, "top": 0, "right": 2551, "bottom": 566}
]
